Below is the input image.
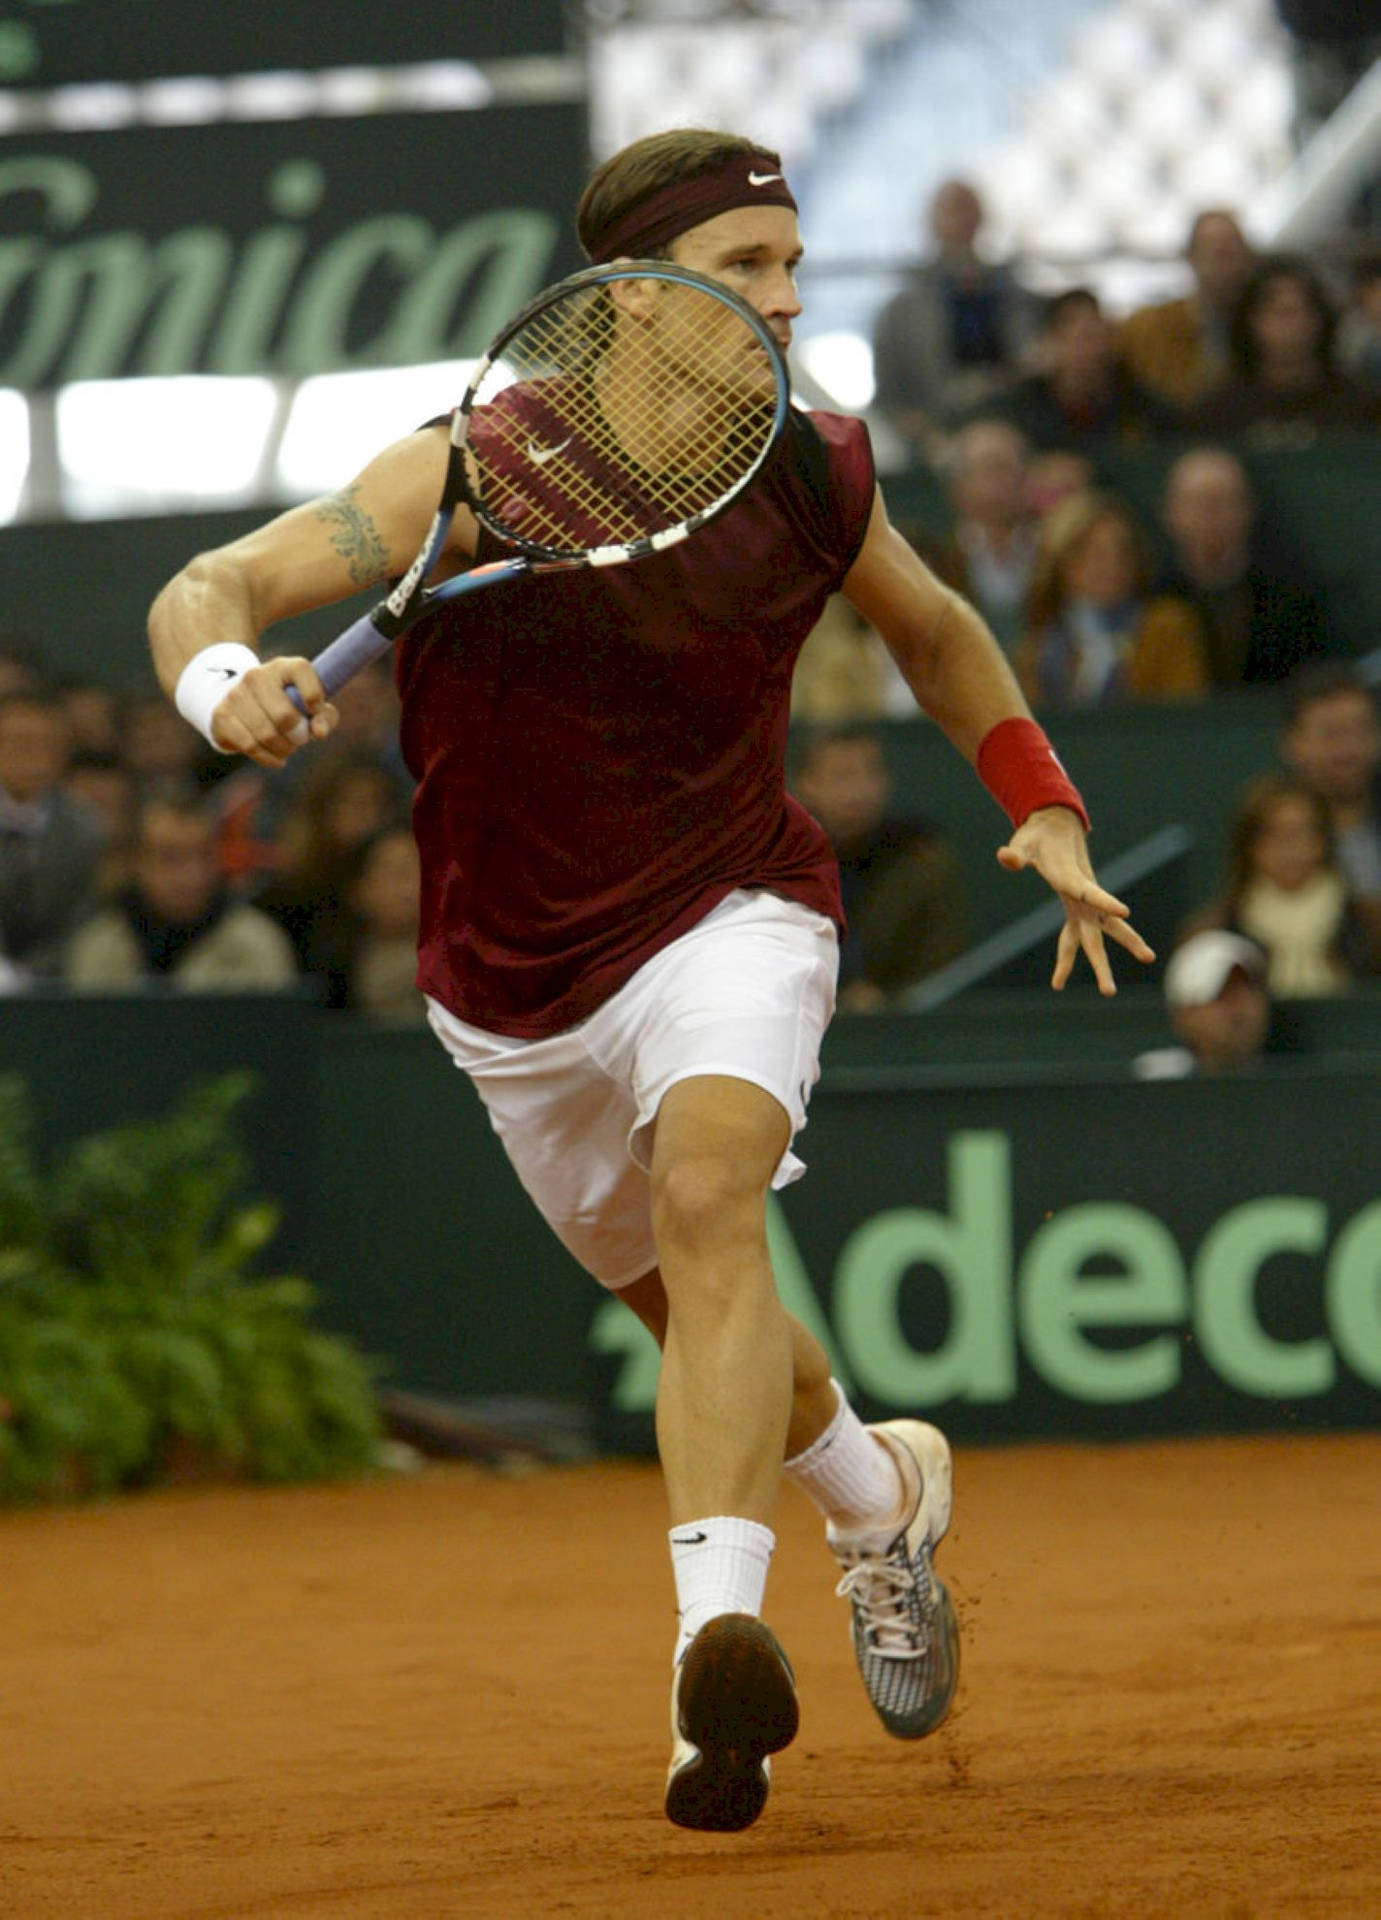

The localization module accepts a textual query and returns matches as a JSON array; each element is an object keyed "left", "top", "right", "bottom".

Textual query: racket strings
[{"left": 468, "top": 281, "right": 778, "bottom": 555}]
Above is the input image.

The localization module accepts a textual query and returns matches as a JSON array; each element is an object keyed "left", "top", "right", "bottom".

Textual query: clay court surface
[{"left": 4, "top": 1431, "right": 1378, "bottom": 1919}]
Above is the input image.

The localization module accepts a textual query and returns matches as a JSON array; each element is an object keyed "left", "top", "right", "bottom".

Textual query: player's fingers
[
  {"left": 1099, "top": 913, "right": 1156, "bottom": 964},
  {"left": 209, "top": 695, "right": 295, "bottom": 767},
  {"left": 1076, "top": 915, "right": 1118, "bottom": 997},
  {"left": 1074, "top": 880, "right": 1134, "bottom": 921},
  {"left": 996, "top": 844, "right": 1028, "bottom": 873},
  {"left": 233, "top": 660, "right": 333, "bottom": 758},
  {"left": 1051, "top": 918, "right": 1079, "bottom": 991}
]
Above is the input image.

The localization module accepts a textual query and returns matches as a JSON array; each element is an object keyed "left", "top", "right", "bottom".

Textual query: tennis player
[{"left": 149, "top": 128, "right": 1154, "bottom": 1834}]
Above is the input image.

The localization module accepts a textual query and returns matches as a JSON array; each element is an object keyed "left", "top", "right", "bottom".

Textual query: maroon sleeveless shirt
[{"left": 398, "top": 406, "right": 875, "bottom": 1037}]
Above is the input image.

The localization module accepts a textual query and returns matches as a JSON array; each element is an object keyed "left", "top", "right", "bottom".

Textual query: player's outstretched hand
[
  {"left": 211, "top": 656, "right": 338, "bottom": 768},
  {"left": 997, "top": 805, "right": 1155, "bottom": 995}
]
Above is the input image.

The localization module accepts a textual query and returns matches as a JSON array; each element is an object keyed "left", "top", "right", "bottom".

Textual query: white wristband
[{"left": 174, "top": 643, "right": 261, "bottom": 751}]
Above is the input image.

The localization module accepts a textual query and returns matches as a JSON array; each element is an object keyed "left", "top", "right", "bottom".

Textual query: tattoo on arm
[{"left": 313, "top": 484, "right": 390, "bottom": 587}]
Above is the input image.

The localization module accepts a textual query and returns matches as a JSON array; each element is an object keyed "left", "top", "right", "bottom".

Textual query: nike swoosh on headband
[
  {"left": 526, "top": 436, "right": 573, "bottom": 465},
  {"left": 748, "top": 171, "right": 783, "bottom": 186}
]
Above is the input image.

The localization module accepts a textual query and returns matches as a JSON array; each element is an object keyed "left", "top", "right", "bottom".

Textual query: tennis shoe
[
  {"left": 664, "top": 1613, "right": 799, "bottom": 1832},
  {"left": 827, "top": 1420, "right": 959, "bottom": 1740}
]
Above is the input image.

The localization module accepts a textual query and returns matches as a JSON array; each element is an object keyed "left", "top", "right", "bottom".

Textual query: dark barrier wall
[{"left": 4, "top": 995, "right": 1378, "bottom": 1446}]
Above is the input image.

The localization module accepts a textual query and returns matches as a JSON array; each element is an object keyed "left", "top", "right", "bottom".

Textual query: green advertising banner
[
  {"left": 3, "top": 995, "right": 1378, "bottom": 1447},
  {"left": 591, "top": 1065, "right": 1381, "bottom": 1447},
  {"left": 0, "top": 107, "right": 588, "bottom": 389}
]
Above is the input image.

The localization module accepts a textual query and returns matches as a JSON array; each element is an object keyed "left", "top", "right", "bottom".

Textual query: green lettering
[
  {"left": 832, "top": 1131, "right": 1014, "bottom": 1404},
  {"left": 1193, "top": 1199, "right": 1333, "bottom": 1396},
  {"left": 279, "top": 214, "right": 432, "bottom": 373},
  {"left": 2, "top": 229, "right": 230, "bottom": 386},
  {"left": 587, "top": 1296, "right": 661, "bottom": 1413},
  {"left": 1019, "top": 1204, "right": 1185, "bottom": 1401},
  {"left": 1325, "top": 1200, "right": 1381, "bottom": 1386},
  {"left": 766, "top": 1194, "right": 852, "bottom": 1393},
  {"left": 381, "top": 210, "right": 557, "bottom": 361}
]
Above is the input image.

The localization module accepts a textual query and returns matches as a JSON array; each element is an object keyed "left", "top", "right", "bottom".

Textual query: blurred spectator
[
  {"left": 343, "top": 821, "right": 425, "bottom": 1020},
  {"left": 122, "top": 687, "right": 213, "bottom": 792},
  {"left": 869, "top": 177, "right": 1041, "bottom": 460},
  {"left": 789, "top": 725, "right": 968, "bottom": 1009},
  {"left": 65, "top": 790, "right": 298, "bottom": 992},
  {"left": 1155, "top": 446, "right": 1335, "bottom": 687},
  {"left": 56, "top": 677, "right": 122, "bottom": 759},
  {"left": 63, "top": 749, "right": 137, "bottom": 900},
  {"left": 0, "top": 628, "right": 44, "bottom": 700},
  {"left": 1337, "top": 252, "right": 1381, "bottom": 390},
  {"left": 213, "top": 653, "right": 410, "bottom": 881},
  {"left": 791, "top": 595, "right": 912, "bottom": 723},
  {"left": 1024, "top": 448, "right": 1095, "bottom": 517},
  {"left": 1117, "top": 210, "right": 1256, "bottom": 409},
  {"left": 915, "top": 418, "right": 1039, "bottom": 653},
  {"left": 255, "top": 748, "right": 403, "bottom": 1006},
  {"left": 978, "top": 287, "right": 1180, "bottom": 457},
  {"left": 0, "top": 689, "right": 101, "bottom": 982},
  {"left": 1013, "top": 491, "right": 1208, "bottom": 708},
  {"left": 1189, "top": 252, "right": 1381, "bottom": 444},
  {"left": 1133, "top": 930, "right": 1272, "bottom": 1079},
  {"left": 1279, "top": 662, "right": 1381, "bottom": 899},
  {"left": 1181, "top": 772, "right": 1381, "bottom": 996}
]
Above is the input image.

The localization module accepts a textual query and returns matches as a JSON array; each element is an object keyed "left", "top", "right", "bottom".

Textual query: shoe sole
[{"left": 665, "top": 1615, "right": 799, "bottom": 1833}]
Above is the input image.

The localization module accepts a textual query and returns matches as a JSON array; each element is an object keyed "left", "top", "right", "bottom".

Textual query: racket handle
[{"left": 287, "top": 610, "right": 393, "bottom": 714}]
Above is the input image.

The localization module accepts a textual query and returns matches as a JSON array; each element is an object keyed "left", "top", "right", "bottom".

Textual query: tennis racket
[{"left": 293, "top": 259, "right": 791, "bottom": 706}]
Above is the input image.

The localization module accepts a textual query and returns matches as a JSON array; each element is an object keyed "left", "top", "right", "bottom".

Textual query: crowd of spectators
[
  {"left": 839, "top": 181, "right": 1378, "bottom": 719},
  {"left": 0, "top": 641, "right": 424, "bottom": 1018},
  {"left": 3, "top": 170, "right": 1378, "bottom": 1030}
]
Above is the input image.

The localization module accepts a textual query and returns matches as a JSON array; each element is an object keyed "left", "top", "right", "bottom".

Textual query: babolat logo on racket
[{"left": 385, "top": 514, "right": 445, "bottom": 620}]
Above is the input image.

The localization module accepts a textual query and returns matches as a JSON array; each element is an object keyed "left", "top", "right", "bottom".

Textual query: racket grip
[{"left": 287, "top": 611, "right": 393, "bottom": 714}]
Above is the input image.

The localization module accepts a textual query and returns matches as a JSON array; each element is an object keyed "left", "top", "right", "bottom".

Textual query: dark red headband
[{"left": 584, "top": 155, "right": 798, "bottom": 264}]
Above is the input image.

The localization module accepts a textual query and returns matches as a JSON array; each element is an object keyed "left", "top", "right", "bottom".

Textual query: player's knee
[{"left": 651, "top": 1152, "right": 765, "bottom": 1255}]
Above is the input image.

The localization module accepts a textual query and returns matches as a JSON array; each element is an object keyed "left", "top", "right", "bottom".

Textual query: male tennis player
[{"left": 150, "top": 128, "right": 1153, "bottom": 1834}]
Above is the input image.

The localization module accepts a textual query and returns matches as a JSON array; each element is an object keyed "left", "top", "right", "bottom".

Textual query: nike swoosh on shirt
[
  {"left": 526, "top": 436, "right": 572, "bottom": 465},
  {"left": 748, "top": 171, "right": 783, "bottom": 186}
]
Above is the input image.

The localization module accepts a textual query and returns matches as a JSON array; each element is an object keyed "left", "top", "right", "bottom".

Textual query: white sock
[
  {"left": 669, "top": 1516, "right": 774, "bottom": 1665},
  {"left": 783, "top": 1381, "right": 908, "bottom": 1532}
]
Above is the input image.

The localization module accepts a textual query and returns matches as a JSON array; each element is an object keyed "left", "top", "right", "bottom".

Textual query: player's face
[{"left": 668, "top": 205, "right": 804, "bottom": 351}]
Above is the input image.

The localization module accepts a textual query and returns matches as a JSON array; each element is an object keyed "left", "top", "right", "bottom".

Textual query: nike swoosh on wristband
[
  {"left": 526, "top": 436, "right": 572, "bottom": 465},
  {"left": 207, "top": 666, "right": 238, "bottom": 680},
  {"left": 747, "top": 171, "right": 783, "bottom": 186},
  {"left": 671, "top": 1531, "right": 709, "bottom": 1545}
]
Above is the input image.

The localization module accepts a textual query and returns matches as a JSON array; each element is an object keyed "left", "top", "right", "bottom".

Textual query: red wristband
[{"left": 976, "top": 717, "right": 1090, "bottom": 831}]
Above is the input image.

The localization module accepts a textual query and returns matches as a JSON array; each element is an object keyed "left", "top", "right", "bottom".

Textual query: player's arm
[
  {"left": 841, "top": 487, "right": 1154, "bottom": 993},
  {"left": 149, "top": 424, "right": 475, "bottom": 768}
]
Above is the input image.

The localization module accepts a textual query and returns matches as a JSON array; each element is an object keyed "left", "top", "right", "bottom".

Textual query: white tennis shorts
[{"left": 426, "top": 888, "right": 838, "bottom": 1289}]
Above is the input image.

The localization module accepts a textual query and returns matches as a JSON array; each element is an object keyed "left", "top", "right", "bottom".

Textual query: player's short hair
[{"left": 577, "top": 128, "right": 781, "bottom": 261}]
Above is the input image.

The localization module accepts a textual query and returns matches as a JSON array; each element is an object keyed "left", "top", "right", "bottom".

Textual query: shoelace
[{"left": 835, "top": 1548, "right": 932, "bottom": 1659}]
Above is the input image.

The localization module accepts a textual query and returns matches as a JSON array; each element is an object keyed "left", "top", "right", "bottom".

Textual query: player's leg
[
  {"left": 618, "top": 1246, "right": 960, "bottom": 1744},
  {"left": 648, "top": 1071, "right": 794, "bottom": 1523},
  {"left": 646, "top": 1069, "right": 801, "bottom": 1832}
]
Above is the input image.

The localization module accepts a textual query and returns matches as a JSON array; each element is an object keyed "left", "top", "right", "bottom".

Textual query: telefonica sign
[
  {"left": 591, "top": 1131, "right": 1381, "bottom": 1424},
  {"left": 0, "top": 153, "right": 559, "bottom": 387}
]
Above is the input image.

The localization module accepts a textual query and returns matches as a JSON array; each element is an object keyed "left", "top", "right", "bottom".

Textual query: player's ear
[{"left": 607, "top": 269, "right": 661, "bottom": 325}]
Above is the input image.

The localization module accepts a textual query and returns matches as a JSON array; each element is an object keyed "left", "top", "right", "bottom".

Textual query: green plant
[{"left": 0, "top": 1073, "right": 383, "bottom": 1500}]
